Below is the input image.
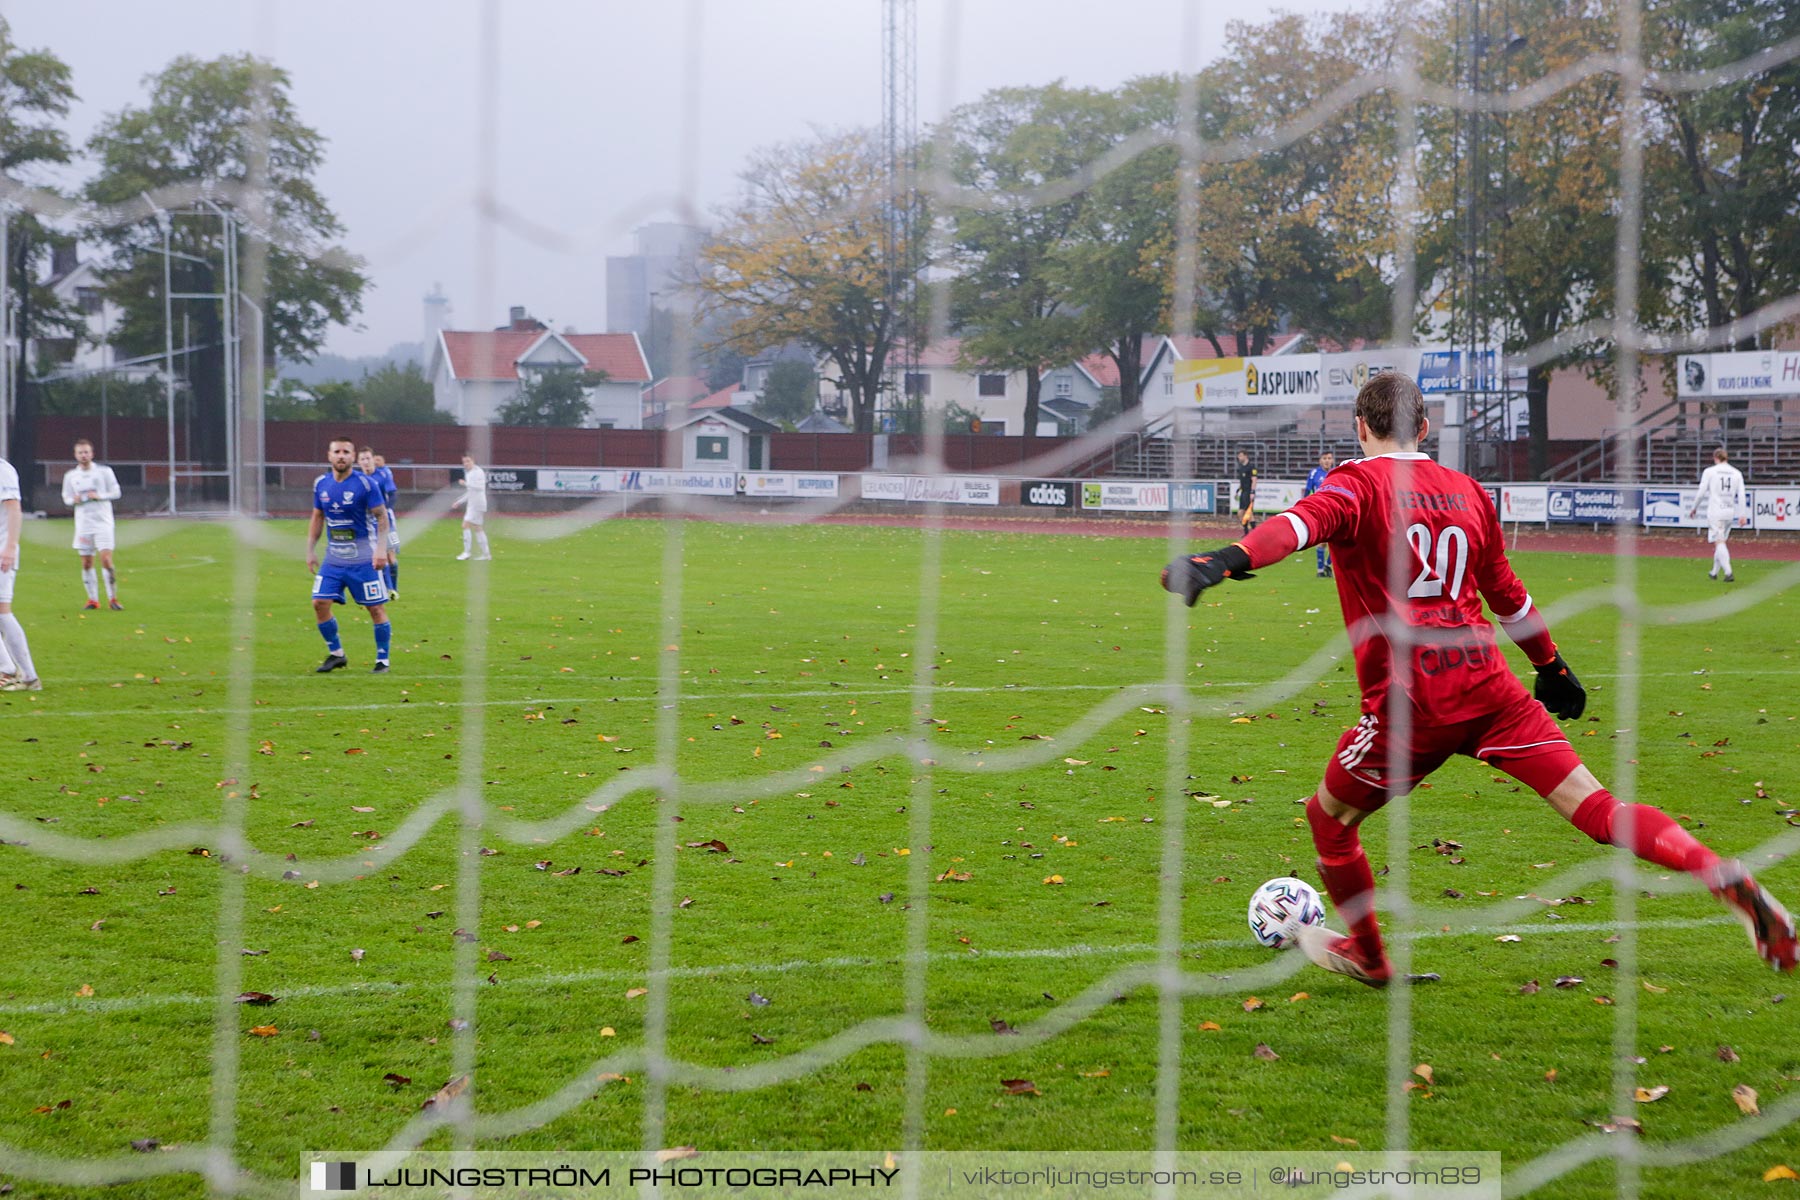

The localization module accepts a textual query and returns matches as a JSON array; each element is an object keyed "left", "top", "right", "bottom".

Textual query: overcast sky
[{"left": 8, "top": 0, "right": 1365, "bottom": 360}]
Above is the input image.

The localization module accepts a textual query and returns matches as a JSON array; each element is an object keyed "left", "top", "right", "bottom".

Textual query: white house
[
  {"left": 33, "top": 245, "right": 152, "bottom": 382},
  {"left": 429, "top": 309, "right": 652, "bottom": 427}
]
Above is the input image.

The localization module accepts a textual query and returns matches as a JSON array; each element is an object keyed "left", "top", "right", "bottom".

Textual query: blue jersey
[
  {"left": 313, "top": 471, "right": 385, "bottom": 566},
  {"left": 1305, "top": 465, "right": 1330, "bottom": 497},
  {"left": 368, "top": 465, "right": 398, "bottom": 512}
]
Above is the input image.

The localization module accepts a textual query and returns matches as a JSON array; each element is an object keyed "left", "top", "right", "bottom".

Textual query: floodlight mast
[{"left": 880, "top": 0, "right": 917, "bottom": 434}]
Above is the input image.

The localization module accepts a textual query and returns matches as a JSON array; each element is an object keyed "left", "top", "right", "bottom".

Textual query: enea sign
[
  {"left": 538, "top": 469, "right": 617, "bottom": 494},
  {"left": 1020, "top": 480, "right": 1075, "bottom": 509}
]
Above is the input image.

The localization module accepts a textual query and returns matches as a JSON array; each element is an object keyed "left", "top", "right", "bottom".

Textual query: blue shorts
[{"left": 313, "top": 561, "right": 388, "bottom": 607}]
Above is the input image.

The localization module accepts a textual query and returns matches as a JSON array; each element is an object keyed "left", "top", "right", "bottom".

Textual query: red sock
[
  {"left": 1306, "top": 795, "right": 1385, "bottom": 963},
  {"left": 1569, "top": 789, "right": 1721, "bottom": 876}
]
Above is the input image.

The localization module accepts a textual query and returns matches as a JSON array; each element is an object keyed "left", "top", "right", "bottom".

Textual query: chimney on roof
[
  {"left": 500, "top": 305, "right": 546, "bottom": 333},
  {"left": 509, "top": 305, "right": 526, "bottom": 324}
]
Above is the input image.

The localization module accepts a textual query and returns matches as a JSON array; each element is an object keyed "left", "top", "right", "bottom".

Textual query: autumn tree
[
  {"left": 87, "top": 54, "right": 366, "bottom": 497},
  {"left": 1162, "top": 14, "right": 1396, "bottom": 357},
  {"left": 1415, "top": 0, "right": 1623, "bottom": 476},
  {"left": 939, "top": 83, "right": 1116, "bottom": 434},
  {"left": 695, "top": 129, "right": 919, "bottom": 433},
  {"left": 0, "top": 18, "right": 79, "bottom": 504}
]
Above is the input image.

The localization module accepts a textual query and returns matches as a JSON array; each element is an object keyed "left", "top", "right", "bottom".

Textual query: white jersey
[
  {"left": 62, "top": 464, "right": 121, "bottom": 532},
  {"left": 0, "top": 458, "right": 20, "bottom": 569},
  {"left": 1696, "top": 462, "right": 1747, "bottom": 523},
  {"left": 463, "top": 466, "right": 487, "bottom": 512}
]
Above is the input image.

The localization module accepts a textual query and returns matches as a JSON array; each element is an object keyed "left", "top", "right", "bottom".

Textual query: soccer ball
[{"left": 1247, "top": 877, "right": 1325, "bottom": 949}]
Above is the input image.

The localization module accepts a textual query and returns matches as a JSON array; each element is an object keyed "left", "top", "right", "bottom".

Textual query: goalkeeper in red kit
[{"left": 1164, "top": 372, "right": 1795, "bottom": 985}]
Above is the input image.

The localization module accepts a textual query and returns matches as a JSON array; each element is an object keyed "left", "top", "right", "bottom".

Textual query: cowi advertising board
[
  {"left": 737, "top": 473, "right": 841, "bottom": 499},
  {"left": 859, "top": 475, "right": 999, "bottom": 506},
  {"left": 1079, "top": 481, "right": 1218, "bottom": 512}
]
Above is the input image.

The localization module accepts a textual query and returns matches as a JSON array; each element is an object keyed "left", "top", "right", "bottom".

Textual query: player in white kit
[
  {"left": 452, "top": 453, "right": 490, "bottom": 560},
  {"left": 61, "top": 439, "right": 123, "bottom": 610},
  {"left": 0, "top": 456, "right": 42, "bottom": 690},
  {"left": 1688, "top": 446, "right": 1748, "bottom": 582}
]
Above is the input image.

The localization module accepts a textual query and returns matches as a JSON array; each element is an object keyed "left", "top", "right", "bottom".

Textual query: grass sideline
[{"left": 0, "top": 514, "right": 1795, "bottom": 1199}]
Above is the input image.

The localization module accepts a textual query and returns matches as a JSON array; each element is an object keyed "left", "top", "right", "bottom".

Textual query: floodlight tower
[{"left": 880, "top": 0, "right": 918, "bottom": 433}]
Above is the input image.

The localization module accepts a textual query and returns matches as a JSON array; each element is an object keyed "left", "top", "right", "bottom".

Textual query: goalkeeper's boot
[
  {"left": 1296, "top": 924, "right": 1392, "bottom": 989},
  {"left": 1703, "top": 861, "right": 1797, "bottom": 972},
  {"left": 82, "top": 600, "right": 99, "bottom": 611}
]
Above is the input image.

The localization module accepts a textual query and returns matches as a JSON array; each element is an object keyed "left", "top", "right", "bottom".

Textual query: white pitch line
[
  {"left": 0, "top": 916, "right": 1733, "bottom": 1018},
  {"left": 1, "top": 664, "right": 1794, "bottom": 722}
]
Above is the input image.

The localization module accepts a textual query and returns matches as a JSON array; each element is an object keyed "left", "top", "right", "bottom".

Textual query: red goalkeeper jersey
[{"left": 1240, "top": 452, "right": 1540, "bottom": 727}]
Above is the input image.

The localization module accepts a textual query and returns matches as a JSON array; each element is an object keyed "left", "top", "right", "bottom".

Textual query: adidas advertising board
[{"left": 1021, "top": 480, "right": 1074, "bottom": 508}]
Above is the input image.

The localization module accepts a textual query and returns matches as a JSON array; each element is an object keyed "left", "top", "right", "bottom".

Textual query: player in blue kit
[
  {"left": 1303, "top": 451, "right": 1334, "bottom": 578},
  {"left": 307, "top": 437, "right": 394, "bottom": 674},
  {"left": 358, "top": 446, "right": 400, "bottom": 600}
]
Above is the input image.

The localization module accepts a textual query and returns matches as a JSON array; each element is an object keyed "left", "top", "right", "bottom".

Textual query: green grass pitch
[{"left": 0, "top": 514, "right": 1795, "bottom": 1198}]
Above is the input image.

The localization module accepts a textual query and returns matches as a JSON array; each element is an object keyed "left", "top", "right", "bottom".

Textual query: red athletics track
[{"left": 650, "top": 509, "right": 1800, "bottom": 560}]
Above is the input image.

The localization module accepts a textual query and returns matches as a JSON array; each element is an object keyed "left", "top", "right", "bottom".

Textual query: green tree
[
  {"left": 358, "top": 361, "right": 451, "bottom": 423},
  {"left": 939, "top": 83, "right": 1114, "bottom": 435},
  {"left": 0, "top": 17, "right": 79, "bottom": 504},
  {"left": 1644, "top": 0, "right": 1800, "bottom": 350},
  {"left": 695, "top": 129, "right": 921, "bottom": 433},
  {"left": 86, "top": 54, "right": 367, "bottom": 496},
  {"left": 1050, "top": 78, "right": 1173, "bottom": 413},
  {"left": 496, "top": 366, "right": 604, "bottom": 427},
  {"left": 752, "top": 358, "right": 816, "bottom": 427}
]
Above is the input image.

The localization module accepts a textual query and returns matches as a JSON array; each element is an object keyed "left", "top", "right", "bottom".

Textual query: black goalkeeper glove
[
  {"left": 1161, "top": 545, "right": 1254, "bottom": 606},
  {"left": 1534, "top": 651, "right": 1586, "bottom": 721}
]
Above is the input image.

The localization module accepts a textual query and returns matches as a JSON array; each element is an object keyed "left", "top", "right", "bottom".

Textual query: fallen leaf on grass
[
  {"left": 422, "top": 1074, "right": 469, "bottom": 1112},
  {"left": 990, "top": 1019, "right": 1017, "bottom": 1035},
  {"left": 233, "top": 992, "right": 277, "bottom": 1006},
  {"left": 351, "top": 805, "right": 374, "bottom": 813},
  {"left": 1000, "top": 1079, "right": 1040, "bottom": 1095},
  {"left": 1414, "top": 1064, "right": 1435, "bottom": 1085},
  {"left": 1545, "top": 1069, "right": 1558, "bottom": 1082},
  {"left": 0, "top": 1032, "right": 10, "bottom": 1046},
  {"left": 1242, "top": 997, "right": 1264, "bottom": 1013},
  {"left": 130, "top": 1138, "right": 159, "bottom": 1151},
  {"left": 1253, "top": 1044, "right": 1280, "bottom": 1061},
  {"left": 656, "top": 1147, "right": 700, "bottom": 1163},
  {"left": 75, "top": 984, "right": 93, "bottom": 998},
  {"left": 1764, "top": 1165, "right": 1798, "bottom": 1182},
  {"left": 1643, "top": 980, "right": 1668, "bottom": 994},
  {"left": 1330, "top": 1135, "right": 1359, "bottom": 1146},
  {"left": 1496, "top": 935, "right": 1522, "bottom": 943},
  {"left": 1733, "top": 1085, "right": 1760, "bottom": 1116},
  {"left": 1520, "top": 979, "right": 1541, "bottom": 995},
  {"left": 751, "top": 1033, "right": 775, "bottom": 1045},
  {"left": 486, "top": 950, "right": 511, "bottom": 962},
  {"left": 1634, "top": 1086, "right": 1669, "bottom": 1103},
  {"left": 748, "top": 992, "right": 771, "bottom": 1007},
  {"left": 625, "top": 988, "right": 648, "bottom": 1000},
  {"left": 382, "top": 1073, "right": 411, "bottom": 1088},
  {"left": 686, "top": 839, "right": 730, "bottom": 854},
  {"left": 247, "top": 1026, "right": 278, "bottom": 1038},
  {"left": 1042, "top": 875, "right": 1064, "bottom": 885},
  {"left": 1718, "top": 1045, "right": 1740, "bottom": 1063},
  {"left": 1554, "top": 976, "right": 1583, "bottom": 988},
  {"left": 350, "top": 948, "right": 364, "bottom": 962},
  {"left": 1197, "top": 1021, "right": 1222, "bottom": 1032}
]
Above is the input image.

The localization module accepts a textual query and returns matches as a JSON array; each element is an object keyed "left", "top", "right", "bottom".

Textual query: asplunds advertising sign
[{"left": 1176, "top": 355, "right": 1323, "bottom": 406}]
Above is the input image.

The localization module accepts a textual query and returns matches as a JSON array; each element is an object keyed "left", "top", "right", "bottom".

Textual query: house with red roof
[{"left": 428, "top": 307, "right": 653, "bottom": 427}]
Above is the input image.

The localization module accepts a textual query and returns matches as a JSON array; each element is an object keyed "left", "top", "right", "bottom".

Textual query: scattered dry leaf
[
  {"left": 1634, "top": 1085, "right": 1669, "bottom": 1103},
  {"left": 1253, "top": 1044, "right": 1280, "bottom": 1061},
  {"left": 1732, "top": 1085, "right": 1760, "bottom": 1116}
]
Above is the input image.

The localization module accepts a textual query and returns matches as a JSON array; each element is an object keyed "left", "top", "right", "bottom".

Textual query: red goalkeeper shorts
[{"left": 1324, "top": 686, "right": 1577, "bottom": 812}]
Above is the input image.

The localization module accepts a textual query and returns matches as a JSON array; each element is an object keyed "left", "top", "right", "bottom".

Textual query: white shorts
[
  {"left": 0, "top": 565, "right": 14, "bottom": 605},
  {"left": 1708, "top": 518, "right": 1735, "bottom": 544},
  {"left": 463, "top": 500, "right": 487, "bottom": 525},
  {"left": 385, "top": 515, "right": 402, "bottom": 549},
  {"left": 73, "top": 526, "right": 116, "bottom": 553}
]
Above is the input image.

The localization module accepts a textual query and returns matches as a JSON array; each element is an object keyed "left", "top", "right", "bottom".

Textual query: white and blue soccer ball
[{"left": 1247, "top": 877, "right": 1325, "bottom": 950}]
